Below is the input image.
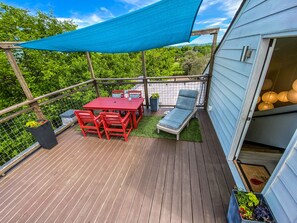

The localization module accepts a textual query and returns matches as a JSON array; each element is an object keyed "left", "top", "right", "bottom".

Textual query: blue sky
[{"left": 2, "top": 0, "right": 242, "bottom": 44}]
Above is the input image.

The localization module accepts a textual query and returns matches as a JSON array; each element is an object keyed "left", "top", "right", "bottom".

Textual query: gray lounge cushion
[
  {"left": 158, "top": 108, "right": 192, "bottom": 130},
  {"left": 176, "top": 89, "right": 198, "bottom": 110}
]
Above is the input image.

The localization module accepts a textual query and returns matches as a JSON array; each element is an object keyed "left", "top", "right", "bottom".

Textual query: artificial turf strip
[{"left": 131, "top": 116, "right": 202, "bottom": 142}]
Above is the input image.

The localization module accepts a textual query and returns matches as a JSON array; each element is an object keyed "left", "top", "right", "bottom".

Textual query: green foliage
[
  {"left": 181, "top": 49, "right": 210, "bottom": 75},
  {"left": 91, "top": 52, "right": 141, "bottom": 78},
  {"left": 145, "top": 48, "right": 181, "bottom": 77},
  {"left": 151, "top": 93, "right": 159, "bottom": 99},
  {"left": 25, "top": 120, "right": 44, "bottom": 128},
  {"left": 236, "top": 189, "right": 260, "bottom": 220}
]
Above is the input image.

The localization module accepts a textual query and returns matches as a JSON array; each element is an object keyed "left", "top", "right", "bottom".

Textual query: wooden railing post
[
  {"left": 4, "top": 49, "right": 45, "bottom": 120},
  {"left": 85, "top": 52, "right": 99, "bottom": 97},
  {"left": 141, "top": 51, "right": 150, "bottom": 109},
  {"left": 204, "top": 29, "right": 218, "bottom": 110}
]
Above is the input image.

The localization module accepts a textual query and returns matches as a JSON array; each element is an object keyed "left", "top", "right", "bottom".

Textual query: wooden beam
[
  {"left": 85, "top": 52, "right": 99, "bottom": 97},
  {"left": 0, "top": 42, "right": 22, "bottom": 50},
  {"left": 0, "top": 80, "right": 93, "bottom": 116},
  {"left": 141, "top": 51, "right": 150, "bottom": 109},
  {"left": 191, "top": 28, "right": 220, "bottom": 36},
  {"left": 5, "top": 50, "right": 34, "bottom": 100},
  {"left": 4, "top": 49, "right": 46, "bottom": 120},
  {"left": 205, "top": 30, "right": 219, "bottom": 109}
]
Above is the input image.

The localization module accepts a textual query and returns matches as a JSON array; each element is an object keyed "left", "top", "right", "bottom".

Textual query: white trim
[
  {"left": 234, "top": 39, "right": 276, "bottom": 159},
  {"left": 263, "top": 129, "right": 297, "bottom": 194},
  {"left": 262, "top": 29, "right": 297, "bottom": 39},
  {"left": 227, "top": 38, "right": 274, "bottom": 160},
  {"left": 227, "top": 160, "right": 247, "bottom": 190}
]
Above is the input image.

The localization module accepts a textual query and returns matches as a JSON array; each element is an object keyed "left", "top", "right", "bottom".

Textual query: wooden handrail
[
  {"left": 95, "top": 74, "right": 205, "bottom": 82},
  {"left": 34, "top": 80, "right": 93, "bottom": 100},
  {"left": 0, "top": 80, "right": 93, "bottom": 116},
  {"left": 1, "top": 75, "right": 208, "bottom": 117}
]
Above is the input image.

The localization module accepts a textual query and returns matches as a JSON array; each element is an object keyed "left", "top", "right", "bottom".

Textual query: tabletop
[{"left": 83, "top": 97, "right": 144, "bottom": 111}]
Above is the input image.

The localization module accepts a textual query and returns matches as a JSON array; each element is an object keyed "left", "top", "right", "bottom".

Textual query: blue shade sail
[{"left": 19, "top": 0, "right": 202, "bottom": 53}]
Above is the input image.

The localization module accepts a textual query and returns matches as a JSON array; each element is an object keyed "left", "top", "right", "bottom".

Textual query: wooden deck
[{"left": 0, "top": 110, "right": 234, "bottom": 223}]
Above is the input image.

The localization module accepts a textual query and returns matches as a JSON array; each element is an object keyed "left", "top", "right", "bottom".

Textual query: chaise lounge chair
[{"left": 157, "top": 89, "right": 199, "bottom": 140}]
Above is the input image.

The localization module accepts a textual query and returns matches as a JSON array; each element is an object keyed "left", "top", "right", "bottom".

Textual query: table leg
[{"left": 131, "top": 111, "right": 138, "bottom": 129}]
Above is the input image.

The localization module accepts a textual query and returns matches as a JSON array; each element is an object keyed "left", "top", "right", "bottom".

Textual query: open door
[{"left": 234, "top": 37, "right": 297, "bottom": 192}]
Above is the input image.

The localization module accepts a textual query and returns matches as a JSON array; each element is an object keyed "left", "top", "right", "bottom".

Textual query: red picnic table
[{"left": 83, "top": 97, "right": 144, "bottom": 129}]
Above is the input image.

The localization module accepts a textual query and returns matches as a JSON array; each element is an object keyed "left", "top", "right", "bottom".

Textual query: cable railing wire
[{"left": 0, "top": 75, "right": 207, "bottom": 172}]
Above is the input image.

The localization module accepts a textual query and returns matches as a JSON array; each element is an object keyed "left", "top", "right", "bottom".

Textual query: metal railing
[
  {"left": 96, "top": 75, "right": 208, "bottom": 107},
  {"left": 0, "top": 82, "right": 96, "bottom": 174},
  {"left": 0, "top": 75, "right": 208, "bottom": 175}
]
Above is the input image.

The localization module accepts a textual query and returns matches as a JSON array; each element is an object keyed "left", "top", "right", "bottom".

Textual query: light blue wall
[
  {"left": 208, "top": 0, "right": 297, "bottom": 222},
  {"left": 208, "top": 0, "right": 297, "bottom": 155}
]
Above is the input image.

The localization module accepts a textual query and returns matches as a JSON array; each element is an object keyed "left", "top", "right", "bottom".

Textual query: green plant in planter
[
  {"left": 228, "top": 188, "right": 276, "bottom": 223},
  {"left": 150, "top": 93, "right": 160, "bottom": 112},
  {"left": 25, "top": 120, "right": 46, "bottom": 128},
  {"left": 236, "top": 189, "right": 259, "bottom": 220},
  {"left": 151, "top": 93, "right": 159, "bottom": 99},
  {"left": 25, "top": 120, "right": 58, "bottom": 149}
]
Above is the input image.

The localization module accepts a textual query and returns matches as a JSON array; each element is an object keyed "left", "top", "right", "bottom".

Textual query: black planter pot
[
  {"left": 150, "top": 97, "right": 159, "bottom": 112},
  {"left": 26, "top": 121, "right": 58, "bottom": 149}
]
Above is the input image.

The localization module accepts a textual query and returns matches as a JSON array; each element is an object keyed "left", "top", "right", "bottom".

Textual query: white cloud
[
  {"left": 57, "top": 14, "right": 104, "bottom": 28},
  {"left": 220, "top": 28, "right": 227, "bottom": 33},
  {"left": 196, "top": 18, "right": 227, "bottom": 27},
  {"left": 117, "top": 0, "right": 159, "bottom": 11},
  {"left": 199, "top": 0, "right": 242, "bottom": 18},
  {"left": 57, "top": 7, "right": 115, "bottom": 28},
  {"left": 100, "top": 7, "right": 115, "bottom": 18},
  {"left": 199, "top": 0, "right": 219, "bottom": 13}
]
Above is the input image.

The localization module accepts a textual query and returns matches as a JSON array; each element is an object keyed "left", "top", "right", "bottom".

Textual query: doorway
[{"left": 236, "top": 37, "right": 297, "bottom": 192}]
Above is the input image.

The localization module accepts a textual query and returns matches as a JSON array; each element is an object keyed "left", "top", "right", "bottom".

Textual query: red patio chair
[
  {"left": 112, "top": 90, "right": 125, "bottom": 98},
  {"left": 128, "top": 90, "right": 142, "bottom": 98},
  {"left": 74, "top": 110, "right": 104, "bottom": 138},
  {"left": 128, "top": 90, "right": 144, "bottom": 115},
  {"left": 111, "top": 90, "right": 126, "bottom": 114},
  {"left": 100, "top": 112, "right": 133, "bottom": 141}
]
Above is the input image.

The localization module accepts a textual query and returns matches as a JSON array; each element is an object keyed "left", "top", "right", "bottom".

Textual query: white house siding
[
  {"left": 208, "top": 1, "right": 297, "bottom": 221},
  {"left": 208, "top": 0, "right": 297, "bottom": 155}
]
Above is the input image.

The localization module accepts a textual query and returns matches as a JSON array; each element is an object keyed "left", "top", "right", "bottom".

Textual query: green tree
[
  {"left": 182, "top": 50, "right": 200, "bottom": 75},
  {"left": 0, "top": 3, "right": 89, "bottom": 109},
  {"left": 145, "top": 48, "right": 182, "bottom": 77}
]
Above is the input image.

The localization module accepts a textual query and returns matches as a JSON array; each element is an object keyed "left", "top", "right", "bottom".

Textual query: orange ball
[
  {"left": 262, "top": 91, "right": 278, "bottom": 103},
  {"left": 277, "top": 91, "right": 289, "bottom": 102},
  {"left": 258, "top": 102, "right": 274, "bottom": 111},
  {"left": 292, "top": 79, "right": 297, "bottom": 91},
  {"left": 287, "top": 89, "right": 297, "bottom": 103}
]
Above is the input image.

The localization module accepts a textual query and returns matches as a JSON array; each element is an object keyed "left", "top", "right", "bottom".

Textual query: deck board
[{"left": 0, "top": 110, "right": 235, "bottom": 223}]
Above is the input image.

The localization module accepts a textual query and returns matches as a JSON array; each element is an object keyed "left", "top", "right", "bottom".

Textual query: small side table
[{"left": 59, "top": 109, "right": 77, "bottom": 125}]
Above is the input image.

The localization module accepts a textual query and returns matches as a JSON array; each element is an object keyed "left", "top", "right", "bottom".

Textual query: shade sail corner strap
[{"left": 19, "top": 0, "right": 203, "bottom": 53}]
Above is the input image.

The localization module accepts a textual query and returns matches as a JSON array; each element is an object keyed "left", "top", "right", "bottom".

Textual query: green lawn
[{"left": 131, "top": 116, "right": 202, "bottom": 142}]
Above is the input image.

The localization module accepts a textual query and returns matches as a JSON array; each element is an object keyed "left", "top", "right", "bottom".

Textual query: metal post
[
  {"left": 141, "top": 51, "right": 149, "bottom": 109},
  {"left": 204, "top": 30, "right": 218, "bottom": 110},
  {"left": 85, "top": 52, "right": 99, "bottom": 97},
  {"left": 5, "top": 49, "right": 45, "bottom": 120}
]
